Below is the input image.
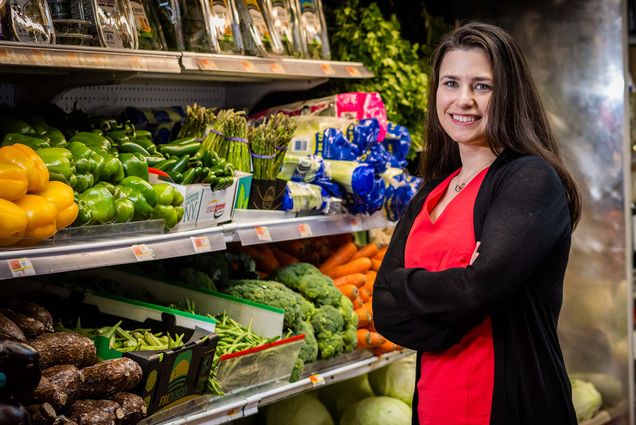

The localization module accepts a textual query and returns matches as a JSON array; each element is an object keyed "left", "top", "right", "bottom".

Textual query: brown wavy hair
[{"left": 420, "top": 21, "right": 581, "bottom": 228}]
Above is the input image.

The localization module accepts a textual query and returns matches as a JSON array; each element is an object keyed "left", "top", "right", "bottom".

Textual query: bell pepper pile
[{"left": 0, "top": 143, "right": 78, "bottom": 246}]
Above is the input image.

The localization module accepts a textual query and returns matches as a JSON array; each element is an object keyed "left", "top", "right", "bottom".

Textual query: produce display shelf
[
  {"left": 0, "top": 212, "right": 392, "bottom": 280},
  {"left": 0, "top": 42, "right": 372, "bottom": 82},
  {"left": 142, "top": 350, "right": 414, "bottom": 425}
]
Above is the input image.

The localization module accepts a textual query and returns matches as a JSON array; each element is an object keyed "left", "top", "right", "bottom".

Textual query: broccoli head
[
  {"left": 299, "top": 296, "right": 316, "bottom": 321},
  {"left": 342, "top": 322, "right": 357, "bottom": 353},
  {"left": 296, "top": 321, "right": 318, "bottom": 363},
  {"left": 337, "top": 294, "right": 356, "bottom": 327},
  {"left": 316, "top": 331, "right": 344, "bottom": 360},
  {"left": 179, "top": 268, "right": 217, "bottom": 291},
  {"left": 297, "top": 274, "right": 342, "bottom": 307},
  {"left": 290, "top": 356, "right": 305, "bottom": 383},
  {"left": 311, "top": 305, "right": 344, "bottom": 335},
  {"left": 272, "top": 263, "right": 322, "bottom": 290}
]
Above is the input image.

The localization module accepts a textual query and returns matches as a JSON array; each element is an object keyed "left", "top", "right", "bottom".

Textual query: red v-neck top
[{"left": 404, "top": 167, "right": 494, "bottom": 425}]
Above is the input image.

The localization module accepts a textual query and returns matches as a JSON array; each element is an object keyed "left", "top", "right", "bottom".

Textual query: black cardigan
[{"left": 373, "top": 152, "right": 578, "bottom": 425}]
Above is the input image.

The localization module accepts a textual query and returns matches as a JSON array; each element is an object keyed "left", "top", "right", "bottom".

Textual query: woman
[{"left": 373, "top": 22, "right": 581, "bottom": 425}]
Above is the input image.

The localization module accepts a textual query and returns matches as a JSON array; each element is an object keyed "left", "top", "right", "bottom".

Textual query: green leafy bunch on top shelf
[{"left": 328, "top": 0, "right": 432, "bottom": 160}]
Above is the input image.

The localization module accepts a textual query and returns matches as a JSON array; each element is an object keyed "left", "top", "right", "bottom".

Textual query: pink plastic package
[{"left": 251, "top": 92, "right": 388, "bottom": 141}]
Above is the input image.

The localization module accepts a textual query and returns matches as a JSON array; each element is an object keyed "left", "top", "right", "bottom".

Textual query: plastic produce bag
[
  {"left": 351, "top": 118, "right": 380, "bottom": 152},
  {"left": 204, "top": 0, "right": 243, "bottom": 54},
  {"left": 6, "top": 0, "right": 54, "bottom": 43},
  {"left": 80, "top": 0, "right": 137, "bottom": 48},
  {"left": 260, "top": 0, "right": 302, "bottom": 57},
  {"left": 292, "top": 0, "right": 328, "bottom": 59},
  {"left": 282, "top": 181, "right": 325, "bottom": 212},
  {"left": 351, "top": 176, "right": 385, "bottom": 214},
  {"left": 279, "top": 154, "right": 326, "bottom": 183},
  {"left": 130, "top": 0, "right": 164, "bottom": 49},
  {"left": 383, "top": 122, "right": 411, "bottom": 168},
  {"left": 283, "top": 116, "right": 355, "bottom": 157},
  {"left": 358, "top": 143, "right": 391, "bottom": 174},
  {"left": 321, "top": 128, "right": 359, "bottom": 161},
  {"left": 237, "top": 0, "right": 283, "bottom": 56},
  {"left": 148, "top": 0, "right": 184, "bottom": 50},
  {"left": 324, "top": 160, "right": 374, "bottom": 196},
  {"left": 180, "top": 0, "right": 212, "bottom": 52}
]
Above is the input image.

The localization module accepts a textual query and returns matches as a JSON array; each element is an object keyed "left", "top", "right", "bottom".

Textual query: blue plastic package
[
  {"left": 351, "top": 176, "right": 386, "bottom": 214},
  {"left": 351, "top": 118, "right": 381, "bottom": 152},
  {"left": 383, "top": 122, "right": 412, "bottom": 167},
  {"left": 282, "top": 181, "right": 327, "bottom": 212},
  {"left": 125, "top": 106, "right": 186, "bottom": 144},
  {"left": 358, "top": 143, "right": 392, "bottom": 174},
  {"left": 321, "top": 128, "right": 359, "bottom": 160},
  {"left": 324, "top": 160, "right": 375, "bottom": 196}
]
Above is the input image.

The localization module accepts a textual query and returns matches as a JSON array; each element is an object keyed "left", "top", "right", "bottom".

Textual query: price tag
[
  {"left": 0, "top": 47, "right": 16, "bottom": 62},
  {"left": 350, "top": 216, "right": 362, "bottom": 228},
  {"left": 197, "top": 58, "right": 218, "bottom": 70},
  {"left": 66, "top": 52, "right": 81, "bottom": 66},
  {"left": 241, "top": 60, "right": 256, "bottom": 72},
  {"left": 7, "top": 258, "right": 36, "bottom": 277},
  {"left": 93, "top": 54, "right": 110, "bottom": 68},
  {"left": 226, "top": 407, "right": 241, "bottom": 416},
  {"left": 269, "top": 63, "right": 285, "bottom": 74},
  {"left": 298, "top": 223, "right": 312, "bottom": 238},
  {"left": 345, "top": 66, "right": 361, "bottom": 77},
  {"left": 308, "top": 373, "right": 325, "bottom": 387},
  {"left": 320, "top": 63, "right": 335, "bottom": 76},
  {"left": 191, "top": 236, "right": 212, "bottom": 253},
  {"left": 255, "top": 226, "right": 272, "bottom": 242},
  {"left": 30, "top": 49, "right": 51, "bottom": 65},
  {"left": 131, "top": 244, "right": 155, "bottom": 261}
]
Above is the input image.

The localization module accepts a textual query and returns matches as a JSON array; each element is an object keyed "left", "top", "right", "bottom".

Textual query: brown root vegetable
[
  {"left": 53, "top": 416, "right": 79, "bottom": 425},
  {"left": 67, "top": 400, "right": 124, "bottom": 425},
  {"left": 29, "top": 333, "right": 96, "bottom": 369},
  {"left": 25, "top": 403, "right": 57, "bottom": 425},
  {"left": 112, "top": 393, "right": 147, "bottom": 424},
  {"left": 0, "top": 312, "right": 26, "bottom": 341},
  {"left": 0, "top": 309, "right": 49, "bottom": 338},
  {"left": 10, "top": 301, "right": 54, "bottom": 332},
  {"left": 80, "top": 358, "right": 142, "bottom": 399},
  {"left": 23, "top": 376, "right": 68, "bottom": 410},
  {"left": 43, "top": 365, "right": 83, "bottom": 407}
]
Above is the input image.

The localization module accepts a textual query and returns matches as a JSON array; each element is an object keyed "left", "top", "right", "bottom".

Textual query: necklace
[{"left": 454, "top": 161, "right": 494, "bottom": 192}]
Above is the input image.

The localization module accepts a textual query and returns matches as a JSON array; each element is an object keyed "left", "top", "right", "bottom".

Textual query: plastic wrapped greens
[
  {"left": 237, "top": 0, "right": 283, "bottom": 56},
  {"left": 282, "top": 181, "right": 325, "bottom": 212},
  {"left": 279, "top": 154, "right": 326, "bottom": 183},
  {"left": 181, "top": 0, "right": 212, "bottom": 51},
  {"left": 260, "top": 0, "right": 302, "bottom": 56},
  {"left": 130, "top": 0, "right": 164, "bottom": 49},
  {"left": 321, "top": 128, "right": 359, "bottom": 160},
  {"left": 293, "top": 0, "right": 328, "bottom": 59},
  {"left": 81, "top": 0, "right": 138, "bottom": 48},
  {"left": 204, "top": 0, "right": 243, "bottom": 54},
  {"left": 148, "top": 0, "right": 184, "bottom": 50},
  {"left": 324, "top": 160, "right": 374, "bottom": 196},
  {"left": 6, "top": 0, "right": 54, "bottom": 43}
]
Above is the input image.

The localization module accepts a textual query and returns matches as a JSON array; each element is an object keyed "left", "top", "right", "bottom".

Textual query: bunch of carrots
[{"left": 318, "top": 241, "right": 401, "bottom": 356}]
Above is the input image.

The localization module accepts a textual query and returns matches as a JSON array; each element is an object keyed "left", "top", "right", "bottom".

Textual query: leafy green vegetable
[
  {"left": 266, "top": 393, "right": 334, "bottom": 425},
  {"left": 318, "top": 374, "right": 374, "bottom": 421},
  {"left": 340, "top": 396, "right": 411, "bottom": 425},
  {"left": 367, "top": 355, "right": 416, "bottom": 406},
  {"left": 571, "top": 378, "right": 602, "bottom": 422}
]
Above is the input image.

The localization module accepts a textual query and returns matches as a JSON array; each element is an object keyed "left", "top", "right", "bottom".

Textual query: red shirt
[{"left": 404, "top": 168, "right": 494, "bottom": 425}]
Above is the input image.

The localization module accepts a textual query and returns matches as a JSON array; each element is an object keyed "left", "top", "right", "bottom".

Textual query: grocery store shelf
[
  {"left": 142, "top": 349, "right": 413, "bottom": 425},
  {"left": 0, "top": 212, "right": 393, "bottom": 280}
]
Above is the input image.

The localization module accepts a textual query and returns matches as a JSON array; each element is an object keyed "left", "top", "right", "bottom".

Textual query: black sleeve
[
  {"left": 373, "top": 180, "right": 470, "bottom": 351},
  {"left": 387, "top": 157, "right": 571, "bottom": 328}
]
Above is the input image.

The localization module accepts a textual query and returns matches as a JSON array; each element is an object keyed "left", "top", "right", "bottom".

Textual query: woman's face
[{"left": 436, "top": 48, "right": 493, "bottom": 148}]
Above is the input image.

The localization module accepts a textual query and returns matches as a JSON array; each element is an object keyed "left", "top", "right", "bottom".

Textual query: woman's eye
[
  {"left": 443, "top": 80, "right": 458, "bottom": 87},
  {"left": 474, "top": 83, "right": 491, "bottom": 91}
]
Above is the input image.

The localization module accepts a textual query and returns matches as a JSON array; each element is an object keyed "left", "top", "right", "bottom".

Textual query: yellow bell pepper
[
  {"left": 0, "top": 144, "right": 49, "bottom": 193},
  {"left": 0, "top": 198, "right": 28, "bottom": 246},
  {"left": 0, "top": 163, "right": 28, "bottom": 201},
  {"left": 33, "top": 181, "right": 78, "bottom": 229},
  {"left": 14, "top": 194, "right": 57, "bottom": 243}
]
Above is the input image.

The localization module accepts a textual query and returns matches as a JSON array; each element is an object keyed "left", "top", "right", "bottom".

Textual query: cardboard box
[{"left": 248, "top": 179, "right": 287, "bottom": 210}]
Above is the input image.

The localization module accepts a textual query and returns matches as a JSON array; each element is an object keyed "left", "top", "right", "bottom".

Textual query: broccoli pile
[{"left": 272, "top": 263, "right": 342, "bottom": 307}]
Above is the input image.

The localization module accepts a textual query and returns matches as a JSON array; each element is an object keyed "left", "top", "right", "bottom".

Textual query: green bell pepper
[
  {"left": 106, "top": 130, "right": 130, "bottom": 147},
  {"left": 175, "top": 206, "right": 184, "bottom": 222},
  {"left": 95, "top": 149, "right": 124, "bottom": 183},
  {"left": 70, "top": 132, "right": 112, "bottom": 153},
  {"left": 120, "top": 142, "right": 151, "bottom": 157},
  {"left": 74, "top": 174, "right": 94, "bottom": 193},
  {"left": 77, "top": 186, "right": 117, "bottom": 224},
  {"left": 2, "top": 133, "right": 51, "bottom": 150},
  {"left": 0, "top": 116, "right": 33, "bottom": 137},
  {"left": 152, "top": 204, "right": 180, "bottom": 230},
  {"left": 37, "top": 147, "right": 76, "bottom": 187},
  {"left": 119, "top": 176, "right": 156, "bottom": 207},
  {"left": 120, "top": 153, "right": 149, "bottom": 180},
  {"left": 68, "top": 142, "right": 105, "bottom": 181},
  {"left": 116, "top": 185, "right": 153, "bottom": 221},
  {"left": 26, "top": 117, "right": 48, "bottom": 135},
  {"left": 173, "top": 189, "right": 184, "bottom": 206},
  {"left": 94, "top": 181, "right": 117, "bottom": 195},
  {"left": 44, "top": 127, "right": 67, "bottom": 147},
  {"left": 115, "top": 198, "right": 135, "bottom": 223},
  {"left": 153, "top": 183, "right": 176, "bottom": 206}
]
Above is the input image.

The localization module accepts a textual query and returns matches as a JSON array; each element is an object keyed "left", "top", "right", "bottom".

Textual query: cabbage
[
  {"left": 340, "top": 396, "right": 411, "bottom": 425},
  {"left": 571, "top": 378, "right": 602, "bottom": 422},
  {"left": 367, "top": 355, "right": 416, "bottom": 406},
  {"left": 266, "top": 393, "right": 334, "bottom": 425},
  {"left": 319, "top": 374, "right": 375, "bottom": 420}
]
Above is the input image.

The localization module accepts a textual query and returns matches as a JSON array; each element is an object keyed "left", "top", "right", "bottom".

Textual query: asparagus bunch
[
  {"left": 202, "top": 109, "right": 250, "bottom": 172},
  {"left": 178, "top": 103, "right": 216, "bottom": 140},
  {"left": 249, "top": 113, "right": 296, "bottom": 180}
]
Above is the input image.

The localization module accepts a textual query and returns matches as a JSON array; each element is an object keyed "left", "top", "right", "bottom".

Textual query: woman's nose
[{"left": 456, "top": 87, "right": 475, "bottom": 108}]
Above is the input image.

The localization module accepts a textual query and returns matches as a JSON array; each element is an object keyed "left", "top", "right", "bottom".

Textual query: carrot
[
  {"left": 337, "top": 284, "right": 359, "bottom": 300},
  {"left": 371, "top": 259, "right": 382, "bottom": 272},
  {"left": 255, "top": 245, "right": 279, "bottom": 269},
  {"left": 319, "top": 242, "right": 358, "bottom": 273},
  {"left": 364, "top": 271, "right": 376, "bottom": 294},
  {"left": 364, "top": 298, "right": 373, "bottom": 314},
  {"left": 365, "top": 321, "right": 377, "bottom": 332},
  {"left": 326, "top": 233, "right": 354, "bottom": 249},
  {"left": 235, "top": 245, "right": 279, "bottom": 274},
  {"left": 351, "top": 243, "right": 379, "bottom": 260},
  {"left": 333, "top": 273, "right": 366, "bottom": 288},
  {"left": 359, "top": 287, "right": 371, "bottom": 303},
  {"left": 357, "top": 329, "right": 386, "bottom": 348},
  {"left": 351, "top": 296, "right": 364, "bottom": 310},
  {"left": 278, "top": 239, "right": 308, "bottom": 257},
  {"left": 270, "top": 245, "right": 299, "bottom": 267},
  {"left": 372, "top": 340, "right": 399, "bottom": 356},
  {"left": 326, "top": 257, "right": 372, "bottom": 279},
  {"left": 355, "top": 307, "right": 372, "bottom": 327},
  {"left": 374, "top": 246, "right": 388, "bottom": 260}
]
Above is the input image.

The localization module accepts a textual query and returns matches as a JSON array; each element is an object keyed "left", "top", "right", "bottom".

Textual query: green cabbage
[
  {"left": 340, "top": 396, "right": 411, "bottom": 425},
  {"left": 571, "top": 378, "right": 602, "bottom": 422},
  {"left": 319, "top": 374, "right": 375, "bottom": 420},
  {"left": 367, "top": 355, "right": 416, "bottom": 406},
  {"left": 266, "top": 393, "right": 334, "bottom": 425}
]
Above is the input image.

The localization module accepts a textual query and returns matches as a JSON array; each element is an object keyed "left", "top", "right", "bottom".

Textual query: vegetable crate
[{"left": 4, "top": 280, "right": 219, "bottom": 415}]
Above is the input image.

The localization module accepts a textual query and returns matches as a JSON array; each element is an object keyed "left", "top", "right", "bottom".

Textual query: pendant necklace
[{"left": 454, "top": 161, "right": 495, "bottom": 193}]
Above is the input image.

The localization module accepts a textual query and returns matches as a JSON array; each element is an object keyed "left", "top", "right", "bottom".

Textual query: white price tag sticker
[
  {"left": 351, "top": 216, "right": 362, "bottom": 228},
  {"left": 131, "top": 244, "right": 155, "bottom": 261},
  {"left": 7, "top": 258, "right": 35, "bottom": 277},
  {"left": 308, "top": 373, "right": 325, "bottom": 387},
  {"left": 191, "top": 236, "right": 211, "bottom": 253},
  {"left": 255, "top": 226, "right": 272, "bottom": 242},
  {"left": 298, "top": 223, "right": 313, "bottom": 238}
]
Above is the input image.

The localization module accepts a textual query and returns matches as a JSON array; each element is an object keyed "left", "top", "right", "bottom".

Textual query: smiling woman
[{"left": 373, "top": 22, "right": 582, "bottom": 425}]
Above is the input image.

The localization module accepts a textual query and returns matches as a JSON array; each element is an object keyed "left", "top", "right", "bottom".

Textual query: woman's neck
[{"left": 458, "top": 144, "right": 497, "bottom": 174}]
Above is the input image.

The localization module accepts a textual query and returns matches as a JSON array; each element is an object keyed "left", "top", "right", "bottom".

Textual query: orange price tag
[
  {"left": 308, "top": 373, "right": 325, "bottom": 387},
  {"left": 269, "top": 63, "right": 285, "bottom": 74},
  {"left": 0, "top": 47, "right": 15, "bottom": 61},
  {"left": 66, "top": 52, "right": 81, "bottom": 66},
  {"left": 127, "top": 56, "right": 145, "bottom": 69},
  {"left": 131, "top": 244, "right": 155, "bottom": 261},
  {"left": 320, "top": 63, "right": 335, "bottom": 75},
  {"left": 345, "top": 66, "right": 361, "bottom": 77},
  {"left": 241, "top": 60, "right": 256, "bottom": 72},
  {"left": 197, "top": 58, "right": 218, "bottom": 70},
  {"left": 191, "top": 236, "right": 212, "bottom": 253},
  {"left": 350, "top": 216, "right": 362, "bottom": 228},
  {"left": 298, "top": 223, "right": 312, "bottom": 238},
  {"left": 255, "top": 226, "right": 272, "bottom": 242},
  {"left": 7, "top": 258, "right": 36, "bottom": 277},
  {"left": 30, "top": 49, "right": 51, "bottom": 65}
]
